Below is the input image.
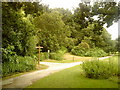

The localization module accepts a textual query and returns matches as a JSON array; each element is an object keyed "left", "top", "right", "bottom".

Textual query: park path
[{"left": 2, "top": 56, "right": 112, "bottom": 88}]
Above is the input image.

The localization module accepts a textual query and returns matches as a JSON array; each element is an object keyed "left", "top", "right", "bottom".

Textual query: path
[{"left": 2, "top": 56, "right": 112, "bottom": 88}]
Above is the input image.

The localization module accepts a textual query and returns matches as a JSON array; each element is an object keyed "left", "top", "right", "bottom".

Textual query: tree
[
  {"left": 92, "top": 2, "right": 119, "bottom": 27},
  {"left": 34, "top": 12, "right": 71, "bottom": 52},
  {"left": 51, "top": 8, "right": 73, "bottom": 24},
  {"left": 2, "top": 2, "right": 39, "bottom": 62},
  {"left": 73, "top": 3, "right": 92, "bottom": 29}
]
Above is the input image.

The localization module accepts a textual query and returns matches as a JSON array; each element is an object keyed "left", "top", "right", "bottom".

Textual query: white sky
[
  {"left": 104, "top": 23, "right": 118, "bottom": 40},
  {"left": 41, "top": 0, "right": 119, "bottom": 40},
  {"left": 41, "top": 0, "right": 81, "bottom": 11}
]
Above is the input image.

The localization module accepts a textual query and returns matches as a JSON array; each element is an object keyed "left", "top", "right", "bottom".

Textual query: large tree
[
  {"left": 92, "top": 1, "right": 119, "bottom": 27},
  {"left": 34, "top": 12, "right": 71, "bottom": 52},
  {"left": 2, "top": 2, "right": 44, "bottom": 62}
]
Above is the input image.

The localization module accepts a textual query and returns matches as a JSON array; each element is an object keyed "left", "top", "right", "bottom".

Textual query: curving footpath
[{"left": 2, "top": 56, "right": 112, "bottom": 88}]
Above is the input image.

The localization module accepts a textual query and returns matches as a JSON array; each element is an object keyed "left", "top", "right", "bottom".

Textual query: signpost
[{"left": 36, "top": 46, "right": 43, "bottom": 65}]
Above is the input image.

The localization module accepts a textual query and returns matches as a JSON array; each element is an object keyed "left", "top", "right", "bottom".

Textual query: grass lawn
[{"left": 26, "top": 65, "right": 118, "bottom": 88}]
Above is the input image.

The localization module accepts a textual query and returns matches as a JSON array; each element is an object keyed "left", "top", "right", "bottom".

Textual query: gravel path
[{"left": 2, "top": 56, "right": 112, "bottom": 88}]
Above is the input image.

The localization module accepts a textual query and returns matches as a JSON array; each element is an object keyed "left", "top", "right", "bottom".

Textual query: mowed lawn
[{"left": 26, "top": 65, "right": 118, "bottom": 88}]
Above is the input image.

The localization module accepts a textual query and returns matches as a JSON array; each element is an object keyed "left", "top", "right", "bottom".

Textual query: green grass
[
  {"left": 2, "top": 64, "right": 49, "bottom": 80},
  {"left": 26, "top": 65, "right": 118, "bottom": 88}
]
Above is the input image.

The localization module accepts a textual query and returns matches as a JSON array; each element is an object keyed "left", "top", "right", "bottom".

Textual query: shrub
[
  {"left": 85, "top": 48, "right": 107, "bottom": 57},
  {"left": 2, "top": 46, "right": 16, "bottom": 62},
  {"left": 82, "top": 59, "right": 118, "bottom": 79},
  {"left": 35, "top": 52, "right": 49, "bottom": 61},
  {"left": 49, "top": 49, "right": 67, "bottom": 60},
  {"left": 78, "top": 42, "right": 90, "bottom": 49},
  {"left": 71, "top": 42, "right": 90, "bottom": 56},
  {"left": 40, "top": 52, "right": 49, "bottom": 61},
  {"left": 71, "top": 46, "right": 86, "bottom": 56},
  {"left": 50, "top": 53, "right": 63, "bottom": 60},
  {"left": 2, "top": 56, "right": 36, "bottom": 77}
]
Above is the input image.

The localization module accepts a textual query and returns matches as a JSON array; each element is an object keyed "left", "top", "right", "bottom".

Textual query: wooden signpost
[{"left": 36, "top": 46, "right": 43, "bottom": 65}]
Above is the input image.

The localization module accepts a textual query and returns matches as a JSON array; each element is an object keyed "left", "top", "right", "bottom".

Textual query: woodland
[{"left": 2, "top": 1, "right": 120, "bottom": 76}]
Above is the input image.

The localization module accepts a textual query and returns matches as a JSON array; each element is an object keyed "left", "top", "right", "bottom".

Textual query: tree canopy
[{"left": 2, "top": 1, "right": 119, "bottom": 62}]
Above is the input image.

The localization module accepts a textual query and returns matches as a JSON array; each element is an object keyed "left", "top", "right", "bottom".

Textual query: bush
[
  {"left": 85, "top": 48, "right": 107, "bottom": 57},
  {"left": 71, "top": 42, "right": 90, "bottom": 56},
  {"left": 82, "top": 59, "right": 118, "bottom": 79},
  {"left": 2, "top": 56, "right": 36, "bottom": 77},
  {"left": 71, "top": 46, "right": 86, "bottom": 56},
  {"left": 40, "top": 52, "right": 49, "bottom": 61},
  {"left": 78, "top": 42, "right": 90, "bottom": 49},
  {"left": 50, "top": 52, "right": 64, "bottom": 60},
  {"left": 49, "top": 49, "right": 67, "bottom": 60},
  {"left": 71, "top": 47, "right": 107, "bottom": 57},
  {"left": 2, "top": 46, "right": 16, "bottom": 63}
]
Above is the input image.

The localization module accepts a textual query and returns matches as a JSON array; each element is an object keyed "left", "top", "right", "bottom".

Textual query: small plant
[{"left": 82, "top": 58, "right": 118, "bottom": 79}]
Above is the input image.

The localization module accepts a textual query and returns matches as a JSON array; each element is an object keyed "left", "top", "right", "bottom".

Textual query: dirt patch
[
  {"left": 63, "top": 53, "right": 91, "bottom": 61},
  {"left": 36, "top": 64, "right": 49, "bottom": 70}
]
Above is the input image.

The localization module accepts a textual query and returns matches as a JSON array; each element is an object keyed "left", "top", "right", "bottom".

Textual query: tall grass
[
  {"left": 82, "top": 56, "right": 118, "bottom": 79},
  {"left": 2, "top": 56, "right": 36, "bottom": 77}
]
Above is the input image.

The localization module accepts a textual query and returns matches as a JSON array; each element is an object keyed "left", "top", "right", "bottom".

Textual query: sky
[{"left": 41, "top": 0, "right": 119, "bottom": 40}]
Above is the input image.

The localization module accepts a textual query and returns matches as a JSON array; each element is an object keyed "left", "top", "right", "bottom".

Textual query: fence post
[
  {"left": 73, "top": 56, "right": 74, "bottom": 62},
  {"left": 48, "top": 50, "right": 50, "bottom": 60}
]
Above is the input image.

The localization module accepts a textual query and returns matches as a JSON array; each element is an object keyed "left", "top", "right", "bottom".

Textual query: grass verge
[
  {"left": 2, "top": 64, "right": 49, "bottom": 80},
  {"left": 26, "top": 65, "right": 118, "bottom": 88}
]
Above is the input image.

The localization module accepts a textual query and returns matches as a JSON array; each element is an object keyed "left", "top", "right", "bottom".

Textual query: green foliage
[
  {"left": 100, "top": 29, "right": 116, "bottom": 53},
  {"left": 40, "top": 52, "right": 49, "bottom": 61},
  {"left": 50, "top": 53, "right": 63, "bottom": 61},
  {"left": 71, "top": 46, "right": 86, "bottom": 56},
  {"left": 2, "top": 3, "right": 38, "bottom": 57},
  {"left": 116, "top": 35, "right": 120, "bottom": 52},
  {"left": 65, "top": 38, "right": 77, "bottom": 51},
  {"left": 50, "top": 48, "right": 67, "bottom": 60},
  {"left": 25, "top": 36, "right": 38, "bottom": 56},
  {"left": 78, "top": 41, "right": 90, "bottom": 49},
  {"left": 51, "top": 8, "right": 72, "bottom": 24},
  {"left": 82, "top": 58, "right": 118, "bottom": 79},
  {"left": 85, "top": 48, "right": 107, "bottom": 57},
  {"left": 71, "top": 40, "right": 107, "bottom": 57},
  {"left": 2, "top": 56, "right": 36, "bottom": 77},
  {"left": 2, "top": 2, "right": 118, "bottom": 77},
  {"left": 71, "top": 42, "right": 90, "bottom": 56},
  {"left": 92, "top": 2, "right": 119, "bottom": 27},
  {"left": 34, "top": 12, "right": 71, "bottom": 52},
  {"left": 2, "top": 45, "right": 16, "bottom": 62}
]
